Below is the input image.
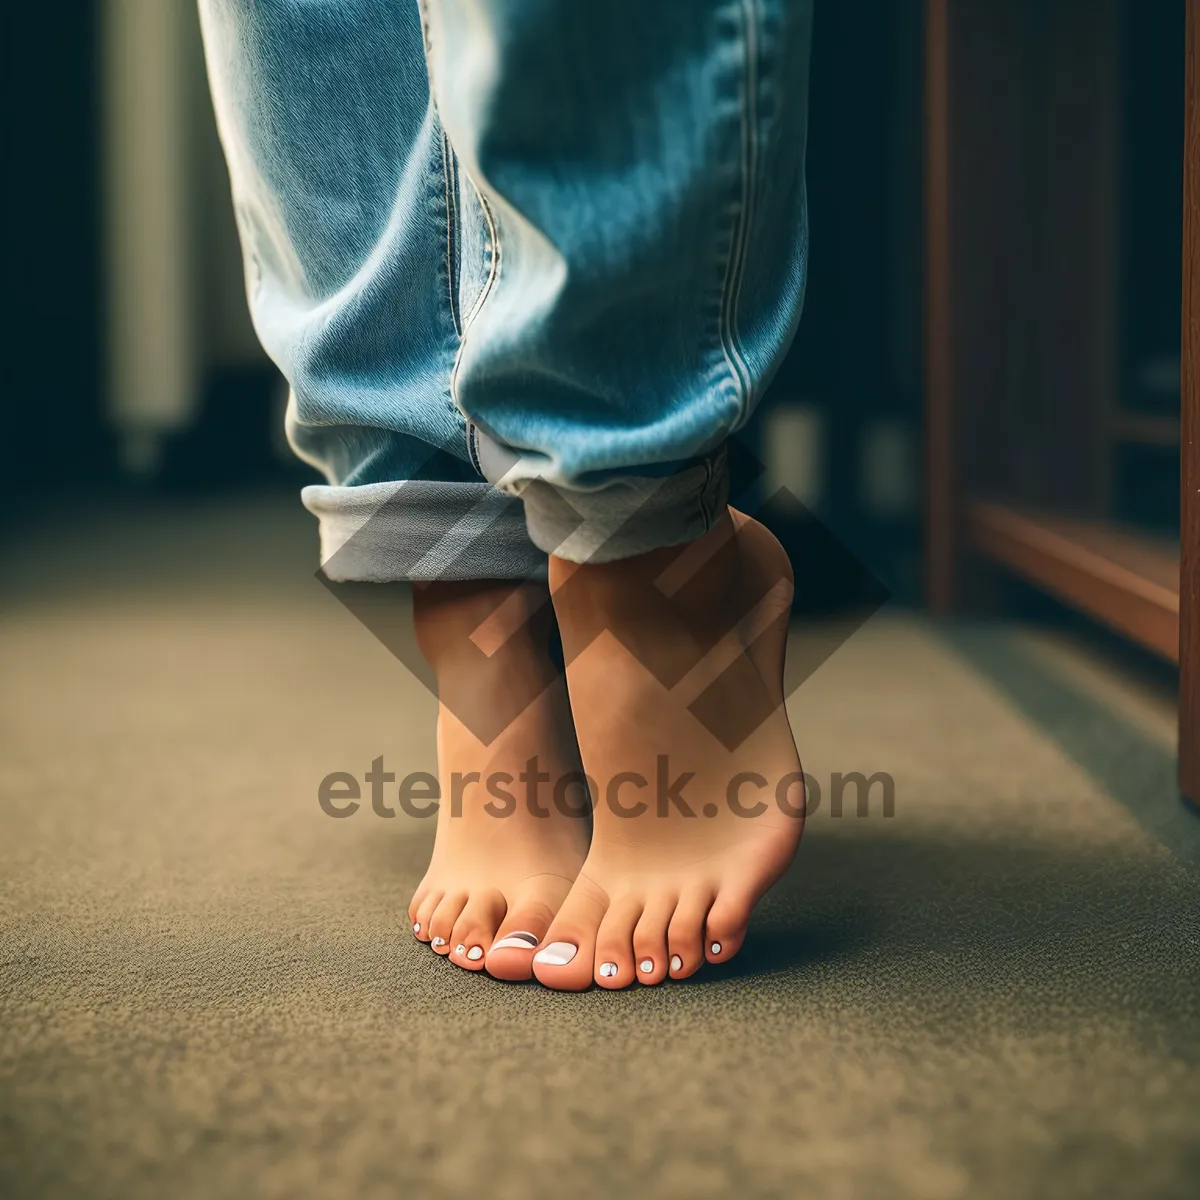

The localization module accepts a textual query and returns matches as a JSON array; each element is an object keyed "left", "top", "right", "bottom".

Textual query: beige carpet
[{"left": 1, "top": 495, "right": 1198, "bottom": 1200}]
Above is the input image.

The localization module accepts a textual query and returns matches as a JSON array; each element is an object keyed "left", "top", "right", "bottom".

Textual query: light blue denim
[{"left": 198, "top": 0, "right": 813, "bottom": 579}]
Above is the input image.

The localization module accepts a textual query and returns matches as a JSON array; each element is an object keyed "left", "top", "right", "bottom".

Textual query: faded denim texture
[{"left": 198, "top": 0, "right": 812, "bottom": 578}]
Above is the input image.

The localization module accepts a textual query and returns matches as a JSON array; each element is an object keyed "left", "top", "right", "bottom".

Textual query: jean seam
[
  {"left": 718, "top": 0, "right": 760, "bottom": 426},
  {"left": 457, "top": 183, "right": 498, "bottom": 334},
  {"left": 701, "top": 446, "right": 727, "bottom": 531},
  {"left": 421, "top": 4, "right": 502, "bottom": 463},
  {"left": 439, "top": 127, "right": 462, "bottom": 340},
  {"left": 698, "top": 454, "right": 716, "bottom": 532},
  {"left": 449, "top": 179, "right": 500, "bottom": 466},
  {"left": 418, "top": 0, "right": 465, "bottom": 431},
  {"left": 466, "top": 421, "right": 483, "bottom": 476}
]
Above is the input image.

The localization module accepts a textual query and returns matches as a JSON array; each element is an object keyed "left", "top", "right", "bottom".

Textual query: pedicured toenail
[
  {"left": 431, "top": 937, "right": 446, "bottom": 948},
  {"left": 466, "top": 946, "right": 483, "bottom": 961},
  {"left": 599, "top": 962, "right": 618, "bottom": 978},
  {"left": 455, "top": 944, "right": 466, "bottom": 956},
  {"left": 710, "top": 942, "right": 722, "bottom": 955},
  {"left": 532, "top": 941, "right": 577, "bottom": 966},
  {"left": 639, "top": 959, "right": 654, "bottom": 974},
  {"left": 413, "top": 923, "right": 421, "bottom": 934},
  {"left": 490, "top": 931, "right": 541, "bottom": 952},
  {"left": 670, "top": 955, "right": 683, "bottom": 972}
]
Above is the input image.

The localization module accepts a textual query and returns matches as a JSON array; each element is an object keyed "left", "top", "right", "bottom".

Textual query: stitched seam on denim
[
  {"left": 449, "top": 179, "right": 500, "bottom": 422},
  {"left": 449, "top": 146, "right": 462, "bottom": 298},
  {"left": 698, "top": 453, "right": 716, "bottom": 531},
  {"left": 459, "top": 183, "right": 499, "bottom": 333},
  {"left": 466, "top": 422, "right": 483, "bottom": 476},
  {"left": 416, "top": 0, "right": 462, "bottom": 435},
  {"left": 700, "top": 446, "right": 727, "bottom": 530},
  {"left": 729, "top": 0, "right": 761, "bottom": 426},
  {"left": 717, "top": 0, "right": 759, "bottom": 421},
  {"left": 439, "top": 129, "right": 462, "bottom": 339},
  {"left": 416, "top": 1, "right": 500, "bottom": 457}
]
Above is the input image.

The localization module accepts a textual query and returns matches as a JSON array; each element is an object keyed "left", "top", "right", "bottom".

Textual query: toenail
[
  {"left": 599, "top": 961, "right": 618, "bottom": 978},
  {"left": 413, "top": 923, "right": 420, "bottom": 934},
  {"left": 710, "top": 942, "right": 722, "bottom": 955},
  {"left": 466, "top": 946, "right": 483, "bottom": 961},
  {"left": 455, "top": 944, "right": 466, "bottom": 956},
  {"left": 670, "top": 955, "right": 683, "bottom": 972},
  {"left": 491, "top": 931, "right": 540, "bottom": 952},
  {"left": 533, "top": 941, "right": 577, "bottom": 966},
  {"left": 639, "top": 959, "right": 654, "bottom": 974},
  {"left": 431, "top": 937, "right": 446, "bottom": 948}
]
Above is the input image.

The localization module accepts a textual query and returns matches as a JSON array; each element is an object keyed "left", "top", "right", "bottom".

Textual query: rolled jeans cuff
[
  {"left": 303, "top": 481, "right": 547, "bottom": 582},
  {"left": 471, "top": 425, "right": 730, "bottom": 564}
]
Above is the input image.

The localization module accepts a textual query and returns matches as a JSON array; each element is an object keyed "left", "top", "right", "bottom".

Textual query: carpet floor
[{"left": 1, "top": 495, "right": 1198, "bottom": 1199}]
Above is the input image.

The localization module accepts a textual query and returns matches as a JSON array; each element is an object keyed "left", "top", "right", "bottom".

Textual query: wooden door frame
[
  {"left": 924, "top": 0, "right": 955, "bottom": 614},
  {"left": 1181, "top": 0, "right": 1198, "bottom": 804},
  {"left": 925, "top": 0, "right": 1199, "bottom": 804}
]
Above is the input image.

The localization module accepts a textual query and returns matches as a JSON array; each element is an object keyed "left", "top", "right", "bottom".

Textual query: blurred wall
[
  {"left": 102, "top": 0, "right": 266, "bottom": 475},
  {"left": 2, "top": 2, "right": 269, "bottom": 513}
]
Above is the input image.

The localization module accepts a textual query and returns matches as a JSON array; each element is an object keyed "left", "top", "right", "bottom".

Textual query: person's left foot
[{"left": 407, "top": 579, "right": 590, "bottom": 981}]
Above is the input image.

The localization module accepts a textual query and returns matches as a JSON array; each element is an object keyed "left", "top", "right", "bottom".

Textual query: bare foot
[
  {"left": 407, "top": 579, "right": 589, "bottom": 980},
  {"left": 531, "top": 509, "right": 804, "bottom": 991}
]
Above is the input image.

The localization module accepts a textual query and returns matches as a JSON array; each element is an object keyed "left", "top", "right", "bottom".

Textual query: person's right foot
[
  {"left": 407, "top": 579, "right": 590, "bottom": 981},
  {"left": 531, "top": 509, "right": 805, "bottom": 991}
]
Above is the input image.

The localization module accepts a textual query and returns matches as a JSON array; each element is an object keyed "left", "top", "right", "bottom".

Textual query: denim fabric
[{"left": 199, "top": 0, "right": 812, "bottom": 579}]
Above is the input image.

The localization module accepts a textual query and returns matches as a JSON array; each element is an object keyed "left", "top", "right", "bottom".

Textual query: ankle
[
  {"left": 414, "top": 579, "right": 556, "bottom": 672},
  {"left": 548, "top": 510, "right": 752, "bottom": 659}
]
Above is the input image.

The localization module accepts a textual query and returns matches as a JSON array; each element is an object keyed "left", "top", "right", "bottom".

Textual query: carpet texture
[{"left": 1, "top": 495, "right": 1198, "bottom": 1199}]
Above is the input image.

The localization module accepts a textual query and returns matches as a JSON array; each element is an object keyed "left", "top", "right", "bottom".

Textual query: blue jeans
[{"left": 199, "top": 0, "right": 813, "bottom": 579}]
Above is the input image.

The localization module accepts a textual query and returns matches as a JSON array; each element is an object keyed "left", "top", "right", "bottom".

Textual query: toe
[
  {"left": 532, "top": 875, "right": 609, "bottom": 992},
  {"left": 667, "top": 885, "right": 715, "bottom": 979},
  {"left": 449, "top": 889, "right": 507, "bottom": 971},
  {"left": 704, "top": 886, "right": 754, "bottom": 964},
  {"left": 411, "top": 889, "right": 444, "bottom": 943},
  {"left": 486, "top": 882, "right": 570, "bottom": 982},
  {"left": 592, "top": 896, "right": 643, "bottom": 990},
  {"left": 631, "top": 893, "right": 676, "bottom": 986},
  {"left": 407, "top": 884, "right": 427, "bottom": 932},
  {"left": 427, "top": 891, "right": 469, "bottom": 955}
]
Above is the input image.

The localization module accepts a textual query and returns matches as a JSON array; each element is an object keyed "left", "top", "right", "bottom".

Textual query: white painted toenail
[
  {"left": 491, "top": 931, "right": 540, "bottom": 952},
  {"left": 455, "top": 944, "right": 466, "bottom": 956},
  {"left": 413, "top": 923, "right": 420, "bottom": 933},
  {"left": 467, "top": 946, "right": 483, "bottom": 961},
  {"left": 670, "top": 955, "right": 683, "bottom": 972},
  {"left": 599, "top": 962, "right": 618, "bottom": 978},
  {"left": 533, "top": 941, "right": 577, "bottom": 966},
  {"left": 710, "top": 942, "right": 722, "bottom": 955},
  {"left": 431, "top": 937, "right": 446, "bottom": 948},
  {"left": 639, "top": 959, "right": 654, "bottom": 974}
]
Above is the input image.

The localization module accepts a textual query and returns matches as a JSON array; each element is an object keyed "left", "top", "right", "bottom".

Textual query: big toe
[
  {"left": 485, "top": 883, "right": 570, "bottom": 981},
  {"left": 531, "top": 878, "right": 609, "bottom": 992}
]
